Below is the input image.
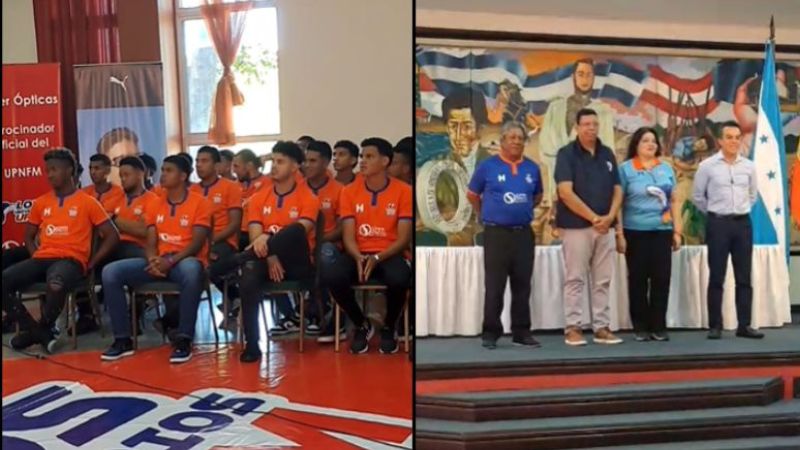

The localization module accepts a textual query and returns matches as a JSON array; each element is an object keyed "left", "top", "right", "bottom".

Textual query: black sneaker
[
  {"left": 306, "top": 320, "right": 321, "bottom": 336},
  {"left": 42, "top": 327, "right": 62, "bottom": 354},
  {"left": 512, "top": 333, "right": 541, "bottom": 348},
  {"left": 101, "top": 338, "right": 135, "bottom": 361},
  {"left": 379, "top": 326, "right": 398, "bottom": 354},
  {"left": 651, "top": 331, "right": 670, "bottom": 341},
  {"left": 317, "top": 320, "right": 347, "bottom": 343},
  {"left": 239, "top": 346, "right": 262, "bottom": 363},
  {"left": 350, "top": 322, "right": 374, "bottom": 354},
  {"left": 635, "top": 331, "right": 651, "bottom": 342},
  {"left": 170, "top": 338, "right": 193, "bottom": 364},
  {"left": 482, "top": 336, "right": 497, "bottom": 350},
  {"left": 708, "top": 328, "right": 722, "bottom": 340},
  {"left": 269, "top": 316, "right": 301, "bottom": 336},
  {"left": 736, "top": 327, "right": 764, "bottom": 339}
]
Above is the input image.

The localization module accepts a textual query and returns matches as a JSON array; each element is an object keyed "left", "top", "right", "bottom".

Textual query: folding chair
[
  {"left": 333, "top": 281, "right": 411, "bottom": 354},
  {"left": 129, "top": 276, "right": 218, "bottom": 350},
  {"left": 15, "top": 273, "right": 104, "bottom": 351}
]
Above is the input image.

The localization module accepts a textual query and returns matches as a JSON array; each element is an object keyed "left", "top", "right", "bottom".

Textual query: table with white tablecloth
[{"left": 416, "top": 245, "right": 792, "bottom": 337}]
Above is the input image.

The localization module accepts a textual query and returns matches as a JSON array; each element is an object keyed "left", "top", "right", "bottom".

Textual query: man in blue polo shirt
[
  {"left": 555, "top": 108, "right": 624, "bottom": 347},
  {"left": 468, "top": 121, "right": 543, "bottom": 350}
]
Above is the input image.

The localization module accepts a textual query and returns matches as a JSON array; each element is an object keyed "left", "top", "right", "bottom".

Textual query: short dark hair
[
  {"left": 235, "top": 148, "right": 262, "bottom": 168},
  {"left": 178, "top": 152, "right": 193, "bottom": 166},
  {"left": 307, "top": 140, "right": 332, "bottom": 161},
  {"left": 219, "top": 149, "right": 234, "bottom": 162},
  {"left": 334, "top": 140, "right": 359, "bottom": 159},
  {"left": 96, "top": 127, "right": 139, "bottom": 155},
  {"left": 625, "top": 127, "right": 662, "bottom": 160},
  {"left": 393, "top": 138, "right": 414, "bottom": 168},
  {"left": 89, "top": 154, "right": 111, "bottom": 166},
  {"left": 573, "top": 58, "right": 594, "bottom": 73},
  {"left": 119, "top": 156, "right": 146, "bottom": 171},
  {"left": 163, "top": 154, "right": 192, "bottom": 176},
  {"left": 442, "top": 86, "right": 488, "bottom": 125},
  {"left": 717, "top": 120, "right": 742, "bottom": 138},
  {"left": 361, "top": 137, "right": 394, "bottom": 163},
  {"left": 575, "top": 108, "right": 598, "bottom": 125},
  {"left": 297, "top": 135, "right": 315, "bottom": 143},
  {"left": 139, "top": 153, "right": 157, "bottom": 174},
  {"left": 197, "top": 145, "right": 221, "bottom": 163},
  {"left": 272, "top": 141, "right": 305, "bottom": 164},
  {"left": 44, "top": 148, "right": 77, "bottom": 175}
]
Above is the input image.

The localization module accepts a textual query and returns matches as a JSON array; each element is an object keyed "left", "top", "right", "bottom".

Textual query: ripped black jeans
[{"left": 1, "top": 258, "right": 84, "bottom": 332}]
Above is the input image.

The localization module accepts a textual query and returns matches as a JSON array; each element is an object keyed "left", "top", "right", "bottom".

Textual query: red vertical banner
[{"left": 1, "top": 63, "right": 62, "bottom": 249}]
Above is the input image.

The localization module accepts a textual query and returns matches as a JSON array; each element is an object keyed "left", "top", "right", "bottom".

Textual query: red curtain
[{"left": 33, "top": 0, "right": 121, "bottom": 156}]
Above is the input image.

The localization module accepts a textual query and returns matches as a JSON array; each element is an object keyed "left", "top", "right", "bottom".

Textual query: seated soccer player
[
  {"left": 218, "top": 149, "right": 236, "bottom": 180},
  {"left": 239, "top": 141, "right": 320, "bottom": 362},
  {"left": 100, "top": 155, "right": 212, "bottom": 363},
  {"left": 109, "top": 156, "right": 161, "bottom": 260},
  {"left": 321, "top": 138, "right": 412, "bottom": 354},
  {"left": 191, "top": 145, "right": 243, "bottom": 329},
  {"left": 389, "top": 137, "right": 413, "bottom": 185},
  {"left": 333, "top": 140, "right": 360, "bottom": 185},
  {"left": 139, "top": 153, "right": 158, "bottom": 191},
  {"left": 83, "top": 154, "right": 126, "bottom": 214},
  {"left": 2, "top": 149, "right": 119, "bottom": 353},
  {"left": 304, "top": 140, "right": 347, "bottom": 343}
]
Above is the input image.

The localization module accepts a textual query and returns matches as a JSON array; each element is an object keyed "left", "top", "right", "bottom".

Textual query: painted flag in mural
[
  {"left": 74, "top": 63, "right": 166, "bottom": 188},
  {"left": 749, "top": 40, "right": 788, "bottom": 263}
]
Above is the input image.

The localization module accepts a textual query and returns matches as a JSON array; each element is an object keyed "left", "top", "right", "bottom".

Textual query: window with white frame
[{"left": 176, "top": 0, "right": 280, "bottom": 154}]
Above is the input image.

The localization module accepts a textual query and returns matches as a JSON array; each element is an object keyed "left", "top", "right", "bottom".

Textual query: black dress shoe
[
  {"left": 736, "top": 327, "right": 764, "bottom": 339},
  {"left": 707, "top": 328, "right": 722, "bottom": 339},
  {"left": 651, "top": 331, "right": 670, "bottom": 341},
  {"left": 239, "top": 347, "right": 262, "bottom": 363},
  {"left": 512, "top": 334, "right": 541, "bottom": 348},
  {"left": 482, "top": 336, "right": 497, "bottom": 349}
]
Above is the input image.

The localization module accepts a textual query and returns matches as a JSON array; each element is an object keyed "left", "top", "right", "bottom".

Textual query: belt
[
  {"left": 708, "top": 212, "right": 749, "bottom": 220},
  {"left": 484, "top": 223, "right": 529, "bottom": 231}
]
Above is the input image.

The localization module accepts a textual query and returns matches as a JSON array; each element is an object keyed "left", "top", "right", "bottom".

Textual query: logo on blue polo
[{"left": 503, "top": 192, "right": 528, "bottom": 205}]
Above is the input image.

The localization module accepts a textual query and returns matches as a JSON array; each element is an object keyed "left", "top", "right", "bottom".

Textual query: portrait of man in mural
[
  {"left": 539, "top": 58, "right": 616, "bottom": 205},
  {"left": 417, "top": 86, "right": 491, "bottom": 245}
]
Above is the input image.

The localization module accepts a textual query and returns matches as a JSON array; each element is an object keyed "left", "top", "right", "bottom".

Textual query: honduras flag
[{"left": 749, "top": 39, "right": 788, "bottom": 264}]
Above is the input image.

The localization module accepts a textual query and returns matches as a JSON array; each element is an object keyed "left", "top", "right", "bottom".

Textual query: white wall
[
  {"left": 276, "top": 0, "right": 412, "bottom": 144},
  {"left": 2, "top": 0, "right": 37, "bottom": 64}
]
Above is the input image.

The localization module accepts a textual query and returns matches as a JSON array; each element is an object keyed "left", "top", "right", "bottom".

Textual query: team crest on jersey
[
  {"left": 526, "top": 173, "right": 533, "bottom": 184},
  {"left": 321, "top": 198, "right": 332, "bottom": 210},
  {"left": 68, "top": 206, "right": 78, "bottom": 217},
  {"left": 133, "top": 207, "right": 143, "bottom": 216},
  {"left": 114, "top": 207, "right": 121, "bottom": 215},
  {"left": 385, "top": 203, "right": 397, "bottom": 216},
  {"left": 213, "top": 193, "right": 223, "bottom": 204},
  {"left": 180, "top": 214, "right": 190, "bottom": 227},
  {"left": 289, "top": 207, "right": 299, "bottom": 219}
]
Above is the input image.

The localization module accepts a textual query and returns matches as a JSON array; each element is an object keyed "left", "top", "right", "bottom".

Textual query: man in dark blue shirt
[
  {"left": 468, "top": 121, "right": 543, "bottom": 349},
  {"left": 555, "top": 108, "right": 623, "bottom": 347}
]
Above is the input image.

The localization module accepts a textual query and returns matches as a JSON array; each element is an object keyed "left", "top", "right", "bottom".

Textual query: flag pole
[{"left": 769, "top": 15, "right": 775, "bottom": 42}]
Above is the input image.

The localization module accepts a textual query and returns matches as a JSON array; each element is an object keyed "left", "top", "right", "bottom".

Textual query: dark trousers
[
  {"left": 624, "top": 229, "right": 672, "bottom": 333},
  {"left": 208, "top": 241, "right": 241, "bottom": 303},
  {"left": 239, "top": 225, "right": 313, "bottom": 349},
  {"left": 3, "top": 246, "right": 31, "bottom": 270},
  {"left": 323, "top": 252, "right": 410, "bottom": 330},
  {"left": 2, "top": 258, "right": 84, "bottom": 331},
  {"left": 706, "top": 214, "right": 753, "bottom": 330},
  {"left": 482, "top": 226, "right": 534, "bottom": 338}
]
